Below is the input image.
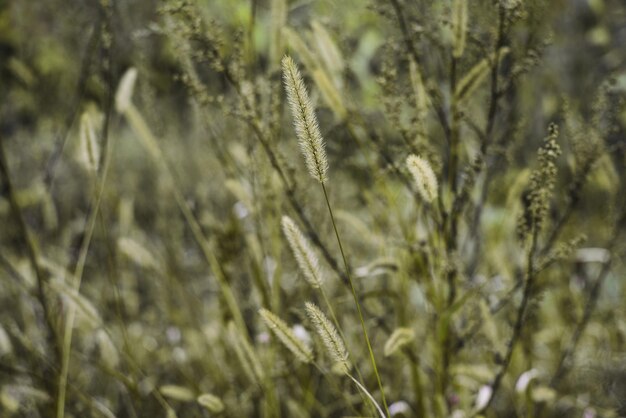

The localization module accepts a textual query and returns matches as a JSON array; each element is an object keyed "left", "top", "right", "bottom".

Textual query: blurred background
[{"left": 1, "top": 0, "right": 626, "bottom": 417}]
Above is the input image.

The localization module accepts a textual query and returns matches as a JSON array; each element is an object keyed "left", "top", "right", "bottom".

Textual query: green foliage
[{"left": 1, "top": 0, "right": 626, "bottom": 417}]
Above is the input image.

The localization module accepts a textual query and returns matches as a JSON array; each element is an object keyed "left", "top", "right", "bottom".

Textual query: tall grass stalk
[
  {"left": 56, "top": 111, "right": 115, "bottom": 418},
  {"left": 283, "top": 55, "right": 391, "bottom": 416},
  {"left": 320, "top": 183, "right": 391, "bottom": 416}
]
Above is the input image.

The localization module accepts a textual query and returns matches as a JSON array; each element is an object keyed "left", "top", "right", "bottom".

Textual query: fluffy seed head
[
  {"left": 282, "top": 55, "right": 328, "bottom": 183},
  {"left": 304, "top": 302, "right": 350, "bottom": 374},
  {"left": 281, "top": 216, "right": 323, "bottom": 288},
  {"left": 259, "top": 308, "right": 313, "bottom": 363},
  {"left": 406, "top": 154, "right": 438, "bottom": 203}
]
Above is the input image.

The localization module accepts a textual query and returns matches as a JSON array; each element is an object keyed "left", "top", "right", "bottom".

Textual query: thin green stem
[
  {"left": 347, "top": 374, "right": 386, "bottom": 418},
  {"left": 56, "top": 125, "right": 115, "bottom": 418},
  {"left": 320, "top": 182, "right": 391, "bottom": 417},
  {"left": 317, "top": 279, "right": 382, "bottom": 416}
]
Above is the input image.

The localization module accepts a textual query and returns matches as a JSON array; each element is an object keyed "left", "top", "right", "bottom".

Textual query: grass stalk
[
  {"left": 56, "top": 116, "right": 115, "bottom": 418},
  {"left": 320, "top": 182, "right": 391, "bottom": 417}
]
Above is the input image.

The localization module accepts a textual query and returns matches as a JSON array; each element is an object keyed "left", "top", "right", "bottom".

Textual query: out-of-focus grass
[{"left": 1, "top": 1, "right": 626, "bottom": 417}]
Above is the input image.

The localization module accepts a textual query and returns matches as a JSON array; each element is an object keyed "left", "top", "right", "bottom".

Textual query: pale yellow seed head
[
  {"left": 282, "top": 55, "right": 329, "bottom": 183},
  {"left": 281, "top": 216, "right": 323, "bottom": 288},
  {"left": 259, "top": 308, "right": 314, "bottom": 363},
  {"left": 304, "top": 302, "right": 350, "bottom": 373},
  {"left": 406, "top": 154, "right": 438, "bottom": 203}
]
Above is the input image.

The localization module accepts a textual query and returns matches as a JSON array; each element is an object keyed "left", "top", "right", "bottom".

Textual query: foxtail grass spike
[
  {"left": 281, "top": 216, "right": 324, "bottom": 288},
  {"left": 406, "top": 154, "right": 438, "bottom": 203},
  {"left": 305, "top": 302, "right": 351, "bottom": 374},
  {"left": 259, "top": 308, "right": 314, "bottom": 363},
  {"left": 282, "top": 55, "right": 329, "bottom": 183}
]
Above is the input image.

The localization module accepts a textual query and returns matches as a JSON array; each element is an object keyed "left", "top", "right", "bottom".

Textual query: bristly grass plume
[
  {"left": 406, "top": 154, "right": 438, "bottom": 203},
  {"left": 282, "top": 55, "right": 328, "bottom": 183},
  {"left": 305, "top": 302, "right": 351, "bottom": 374},
  {"left": 259, "top": 308, "right": 314, "bottom": 363},
  {"left": 282, "top": 215, "right": 324, "bottom": 288}
]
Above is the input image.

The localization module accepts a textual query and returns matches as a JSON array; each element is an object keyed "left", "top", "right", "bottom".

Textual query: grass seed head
[
  {"left": 304, "top": 302, "right": 350, "bottom": 374},
  {"left": 406, "top": 154, "right": 438, "bottom": 203},
  {"left": 281, "top": 216, "right": 324, "bottom": 288},
  {"left": 259, "top": 308, "right": 314, "bottom": 363},
  {"left": 282, "top": 55, "right": 329, "bottom": 183}
]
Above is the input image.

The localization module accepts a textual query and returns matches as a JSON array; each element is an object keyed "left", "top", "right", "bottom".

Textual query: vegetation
[{"left": 1, "top": 0, "right": 626, "bottom": 417}]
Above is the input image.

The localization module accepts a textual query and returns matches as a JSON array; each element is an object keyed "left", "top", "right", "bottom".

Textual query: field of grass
[{"left": 1, "top": 1, "right": 626, "bottom": 417}]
